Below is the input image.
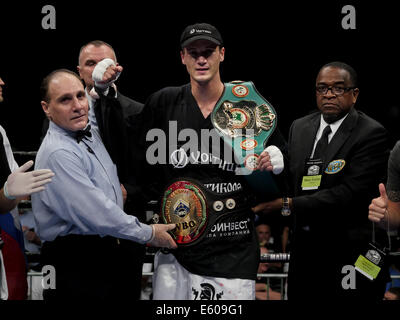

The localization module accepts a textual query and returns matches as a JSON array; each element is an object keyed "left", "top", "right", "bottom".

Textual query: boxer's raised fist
[{"left": 92, "top": 58, "right": 122, "bottom": 90}]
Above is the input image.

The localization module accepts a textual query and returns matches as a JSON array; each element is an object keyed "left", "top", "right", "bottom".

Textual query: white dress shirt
[
  {"left": 311, "top": 114, "right": 348, "bottom": 158},
  {"left": 86, "top": 89, "right": 98, "bottom": 131}
]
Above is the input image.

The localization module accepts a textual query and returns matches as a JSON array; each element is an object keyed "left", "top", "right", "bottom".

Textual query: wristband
[
  {"left": 281, "top": 197, "right": 291, "bottom": 216},
  {"left": 3, "top": 181, "right": 16, "bottom": 200},
  {"left": 264, "top": 145, "right": 284, "bottom": 175},
  {"left": 148, "top": 224, "right": 156, "bottom": 243},
  {"left": 92, "top": 58, "right": 120, "bottom": 89}
]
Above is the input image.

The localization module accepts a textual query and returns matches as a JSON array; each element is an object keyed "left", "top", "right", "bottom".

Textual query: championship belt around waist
[
  {"left": 211, "top": 81, "right": 280, "bottom": 197},
  {"left": 160, "top": 178, "right": 250, "bottom": 246}
]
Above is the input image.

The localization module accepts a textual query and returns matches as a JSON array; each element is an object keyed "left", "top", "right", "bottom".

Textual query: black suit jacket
[
  {"left": 288, "top": 107, "right": 391, "bottom": 299},
  {"left": 94, "top": 89, "right": 146, "bottom": 218}
]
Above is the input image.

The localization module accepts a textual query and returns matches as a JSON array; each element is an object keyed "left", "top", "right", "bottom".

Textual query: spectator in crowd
[
  {"left": 383, "top": 287, "right": 400, "bottom": 300},
  {"left": 256, "top": 246, "right": 282, "bottom": 300}
]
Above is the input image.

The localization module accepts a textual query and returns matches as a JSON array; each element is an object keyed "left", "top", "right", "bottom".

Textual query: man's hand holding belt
[
  {"left": 252, "top": 145, "right": 292, "bottom": 216},
  {"left": 148, "top": 224, "right": 178, "bottom": 250},
  {"left": 257, "top": 145, "right": 284, "bottom": 174}
]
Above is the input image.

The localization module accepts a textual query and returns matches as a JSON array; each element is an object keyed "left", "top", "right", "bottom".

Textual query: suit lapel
[
  {"left": 325, "top": 107, "right": 358, "bottom": 165},
  {"left": 290, "top": 112, "right": 320, "bottom": 182},
  {"left": 299, "top": 113, "right": 320, "bottom": 162}
]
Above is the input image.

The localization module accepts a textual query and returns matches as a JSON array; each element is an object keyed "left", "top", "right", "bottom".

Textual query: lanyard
[{"left": 372, "top": 210, "right": 391, "bottom": 252}]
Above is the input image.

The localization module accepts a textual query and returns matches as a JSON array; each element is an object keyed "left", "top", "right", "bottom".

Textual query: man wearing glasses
[{"left": 253, "top": 62, "right": 391, "bottom": 300}]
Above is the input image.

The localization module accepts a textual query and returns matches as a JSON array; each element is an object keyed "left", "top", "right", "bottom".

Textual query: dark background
[{"left": 0, "top": 1, "right": 399, "bottom": 152}]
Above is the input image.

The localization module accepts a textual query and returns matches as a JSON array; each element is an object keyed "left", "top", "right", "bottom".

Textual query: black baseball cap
[{"left": 180, "top": 23, "right": 223, "bottom": 48}]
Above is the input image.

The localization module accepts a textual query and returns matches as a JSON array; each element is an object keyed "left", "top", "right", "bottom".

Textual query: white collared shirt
[
  {"left": 86, "top": 88, "right": 98, "bottom": 130},
  {"left": 86, "top": 86, "right": 118, "bottom": 131},
  {"left": 311, "top": 113, "right": 349, "bottom": 157},
  {"left": 31, "top": 121, "right": 152, "bottom": 243}
]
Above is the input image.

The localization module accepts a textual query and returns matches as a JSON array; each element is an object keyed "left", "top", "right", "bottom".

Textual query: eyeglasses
[{"left": 316, "top": 85, "right": 355, "bottom": 96}]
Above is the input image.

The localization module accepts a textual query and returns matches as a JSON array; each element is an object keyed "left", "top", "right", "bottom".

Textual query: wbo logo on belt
[
  {"left": 161, "top": 180, "right": 209, "bottom": 246},
  {"left": 211, "top": 81, "right": 280, "bottom": 196}
]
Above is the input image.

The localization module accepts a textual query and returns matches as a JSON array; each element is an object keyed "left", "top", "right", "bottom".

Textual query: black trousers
[
  {"left": 40, "top": 234, "right": 145, "bottom": 301},
  {"left": 288, "top": 230, "right": 389, "bottom": 301}
]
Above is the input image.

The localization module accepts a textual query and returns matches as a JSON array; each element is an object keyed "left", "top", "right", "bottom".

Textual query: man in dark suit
[
  {"left": 254, "top": 62, "right": 391, "bottom": 300},
  {"left": 77, "top": 40, "right": 146, "bottom": 215},
  {"left": 77, "top": 40, "right": 146, "bottom": 300}
]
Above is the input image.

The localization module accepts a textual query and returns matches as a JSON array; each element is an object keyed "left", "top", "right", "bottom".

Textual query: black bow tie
[{"left": 75, "top": 125, "right": 92, "bottom": 143}]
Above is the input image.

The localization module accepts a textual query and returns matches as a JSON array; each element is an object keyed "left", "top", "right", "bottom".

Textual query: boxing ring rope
[
  {"left": 25, "top": 270, "right": 400, "bottom": 300},
  {"left": 260, "top": 253, "right": 290, "bottom": 263}
]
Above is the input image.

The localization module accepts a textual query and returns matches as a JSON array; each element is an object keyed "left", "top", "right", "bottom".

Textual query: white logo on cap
[
  {"left": 197, "top": 29, "right": 211, "bottom": 34},
  {"left": 190, "top": 29, "right": 212, "bottom": 35}
]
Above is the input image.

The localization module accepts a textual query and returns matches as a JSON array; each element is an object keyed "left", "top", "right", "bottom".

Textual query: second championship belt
[{"left": 211, "top": 81, "right": 280, "bottom": 197}]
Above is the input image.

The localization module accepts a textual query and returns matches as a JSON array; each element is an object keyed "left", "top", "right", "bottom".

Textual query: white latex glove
[
  {"left": 3, "top": 160, "right": 54, "bottom": 199},
  {"left": 258, "top": 145, "right": 284, "bottom": 175},
  {"left": 92, "top": 58, "right": 121, "bottom": 90}
]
